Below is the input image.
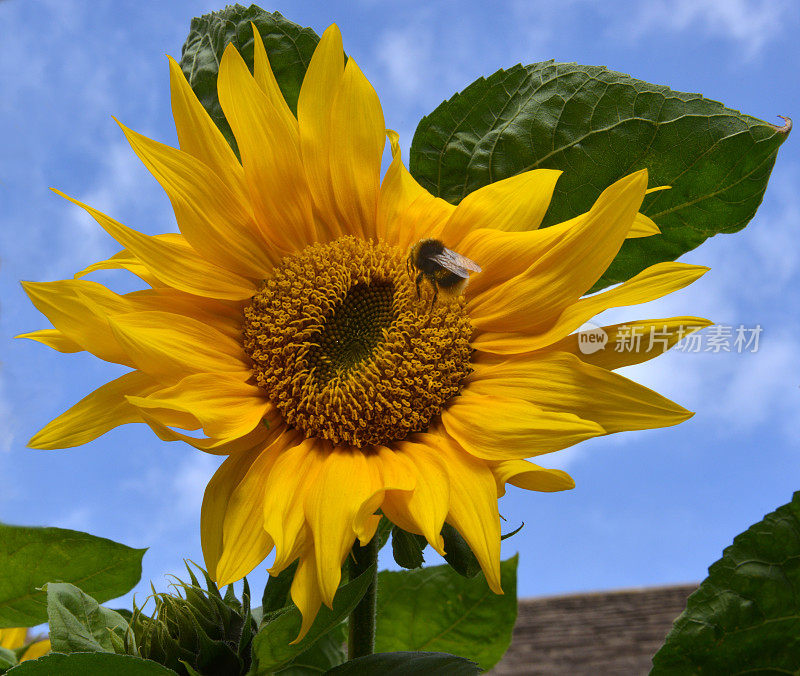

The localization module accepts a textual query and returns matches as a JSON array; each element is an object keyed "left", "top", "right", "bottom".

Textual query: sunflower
[
  {"left": 0, "top": 628, "right": 50, "bottom": 662},
  {"left": 21, "top": 24, "right": 710, "bottom": 638}
]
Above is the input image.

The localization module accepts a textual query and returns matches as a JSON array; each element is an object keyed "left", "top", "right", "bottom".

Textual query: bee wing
[{"left": 430, "top": 247, "right": 482, "bottom": 278}]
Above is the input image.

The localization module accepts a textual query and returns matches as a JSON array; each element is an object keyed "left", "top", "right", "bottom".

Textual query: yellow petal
[
  {"left": 28, "top": 370, "right": 159, "bottom": 449},
  {"left": 547, "top": 316, "right": 713, "bottom": 370},
  {"left": 108, "top": 311, "right": 248, "bottom": 381},
  {"left": 16, "top": 329, "right": 82, "bottom": 354},
  {"left": 118, "top": 119, "right": 277, "bottom": 277},
  {"left": 439, "top": 169, "right": 562, "bottom": 246},
  {"left": 459, "top": 222, "right": 573, "bottom": 300},
  {"left": 251, "top": 24, "right": 295, "bottom": 121},
  {"left": 168, "top": 56, "right": 249, "bottom": 208},
  {"left": 74, "top": 240, "right": 167, "bottom": 287},
  {"left": 436, "top": 437, "right": 503, "bottom": 594},
  {"left": 490, "top": 459, "right": 574, "bottom": 497},
  {"left": 377, "top": 130, "right": 454, "bottom": 249},
  {"left": 138, "top": 408, "right": 278, "bottom": 456},
  {"left": 352, "top": 446, "right": 416, "bottom": 544},
  {"left": 128, "top": 373, "right": 270, "bottom": 441},
  {"left": 21, "top": 280, "right": 133, "bottom": 366},
  {"left": 54, "top": 190, "right": 256, "bottom": 300},
  {"left": 262, "top": 438, "right": 324, "bottom": 572},
  {"left": 327, "top": 57, "right": 386, "bottom": 240},
  {"left": 297, "top": 25, "right": 346, "bottom": 242},
  {"left": 381, "top": 438, "right": 450, "bottom": 554},
  {"left": 0, "top": 628, "right": 27, "bottom": 650},
  {"left": 20, "top": 639, "right": 50, "bottom": 661},
  {"left": 218, "top": 44, "right": 316, "bottom": 253},
  {"left": 124, "top": 287, "right": 244, "bottom": 341},
  {"left": 461, "top": 178, "right": 654, "bottom": 301},
  {"left": 472, "top": 262, "right": 709, "bottom": 355},
  {"left": 441, "top": 392, "right": 604, "bottom": 461},
  {"left": 290, "top": 541, "right": 323, "bottom": 643},
  {"left": 202, "top": 437, "right": 282, "bottom": 584},
  {"left": 304, "top": 447, "right": 379, "bottom": 605},
  {"left": 21, "top": 280, "right": 243, "bottom": 370},
  {"left": 470, "top": 351, "right": 693, "bottom": 434},
  {"left": 469, "top": 170, "right": 647, "bottom": 335},
  {"left": 627, "top": 212, "right": 660, "bottom": 238}
]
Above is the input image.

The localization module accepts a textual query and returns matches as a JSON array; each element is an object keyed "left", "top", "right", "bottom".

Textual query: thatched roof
[{"left": 492, "top": 583, "right": 696, "bottom": 675}]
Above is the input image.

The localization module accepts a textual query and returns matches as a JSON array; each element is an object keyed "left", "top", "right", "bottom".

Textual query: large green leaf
[
  {"left": 5, "top": 653, "right": 175, "bottom": 675},
  {"left": 651, "top": 492, "right": 800, "bottom": 674},
  {"left": 410, "top": 62, "right": 790, "bottom": 290},
  {"left": 179, "top": 4, "right": 321, "bottom": 151},
  {"left": 327, "top": 652, "right": 480, "bottom": 675},
  {"left": 0, "top": 524, "right": 145, "bottom": 628},
  {"left": 275, "top": 625, "right": 346, "bottom": 675},
  {"left": 248, "top": 564, "right": 374, "bottom": 675},
  {"left": 375, "top": 556, "right": 517, "bottom": 671},
  {"left": 45, "top": 582, "right": 131, "bottom": 654}
]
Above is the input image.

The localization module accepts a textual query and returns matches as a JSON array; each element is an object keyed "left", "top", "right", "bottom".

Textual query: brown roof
[{"left": 492, "top": 583, "right": 697, "bottom": 675}]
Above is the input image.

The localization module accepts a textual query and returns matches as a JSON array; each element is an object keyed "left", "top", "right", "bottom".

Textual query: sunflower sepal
[
  {"left": 124, "top": 563, "right": 258, "bottom": 675},
  {"left": 441, "top": 524, "right": 482, "bottom": 579},
  {"left": 390, "top": 527, "right": 427, "bottom": 570},
  {"left": 259, "top": 561, "right": 298, "bottom": 624}
]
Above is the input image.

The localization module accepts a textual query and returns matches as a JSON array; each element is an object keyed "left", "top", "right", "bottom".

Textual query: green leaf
[
  {"left": 327, "top": 652, "right": 480, "bottom": 675},
  {"left": 390, "top": 527, "right": 427, "bottom": 570},
  {"left": 177, "top": 662, "right": 203, "bottom": 676},
  {"left": 652, "top": 492, "right": 800, "bottom": 674},
  {"left": 45, "top": 582, "right": 132, "bottom": 654},
  {"left": 5, "top": 652, "right": 176, "bottom": 675},
  {"left": 261, "top": 561, "right": 298, "bottom": 619},
  {"left": 275, "top": 624, "right": 346, "bottom": 674},
  {"left": 249, "top": 564, "right": 374, "bottom": 674},
  {"left": 440, "top": 523, "right": 481, "bottom": 579},
  {"left": 0, "top": 523, "right": 145, "bottom": 628},
  {"left": 0, "top": 646, "right": 17, "bottom": 671},
  {"left": 375, "top": 556, "right": 517, "bottom": 671},
  {"left": 179, "top": 4, "right": 321, "bottom": 150},
  {"left": 410, "top": 62, "right": 790, "bottom": 290},
  {"left": 374, "top": 515, "right": 394, "bottom": 552}
]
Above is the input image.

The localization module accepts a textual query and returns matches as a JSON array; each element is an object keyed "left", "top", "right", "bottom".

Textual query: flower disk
[{"left": 243, "top": 236, "right": 473, "bottom": 448}]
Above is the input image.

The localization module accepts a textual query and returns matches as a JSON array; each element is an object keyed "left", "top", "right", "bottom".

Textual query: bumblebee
[{"left": 407, "top": 238, "right": 482, "bottom": 306}]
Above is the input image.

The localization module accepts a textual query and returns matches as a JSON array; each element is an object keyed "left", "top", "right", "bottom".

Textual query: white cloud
[
  {"left": 121, "top": 447, "right": 223, "bottom": 530},
  {"left": 375, "top": 26, "right": 432, "bottom": 99},
  {"left": 0, "top": 0, "right": 169, "bottom": 283},
  {"left": 172, "top": 452, "right": 223, "bottom": 518},
  {"left": 53, "top": 506, "right": 93, "bottom": 532},
  {"left": 626, "top": 0, "right": 794, "bottom": 60}
]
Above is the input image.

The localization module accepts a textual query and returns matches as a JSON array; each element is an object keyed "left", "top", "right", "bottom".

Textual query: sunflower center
[{"left": 243, "top": 236, "right": 473, "bottom": 448}]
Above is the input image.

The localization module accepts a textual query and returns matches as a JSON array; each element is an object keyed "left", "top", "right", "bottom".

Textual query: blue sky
[{"left": 1, "top": 0, "right": 799, "bottom": 607}]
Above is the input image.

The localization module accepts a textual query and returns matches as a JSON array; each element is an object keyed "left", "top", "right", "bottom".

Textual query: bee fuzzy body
[{"left": 407, "top": 238, "right": 481, "bottom": 308}]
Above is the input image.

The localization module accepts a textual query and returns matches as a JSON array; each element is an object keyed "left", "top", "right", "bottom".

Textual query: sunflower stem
[{"left": 347, "top": 537, "right": 378, "bottom": 660}]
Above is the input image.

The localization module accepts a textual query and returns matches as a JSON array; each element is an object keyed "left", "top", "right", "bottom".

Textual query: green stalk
[{"left": 347, "top": 537, "right": 378, "bottom": 660}]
